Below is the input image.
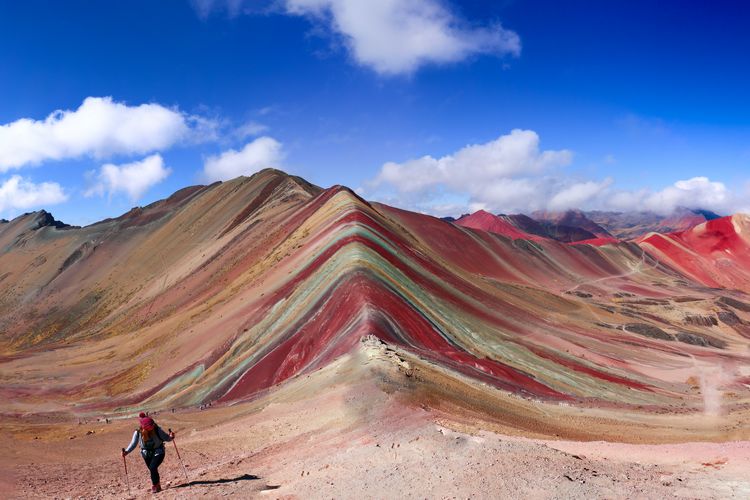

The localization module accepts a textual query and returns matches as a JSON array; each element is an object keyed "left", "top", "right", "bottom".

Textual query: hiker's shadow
[{"left": 174, "top": 473, "right": 261, "bottom": 488}]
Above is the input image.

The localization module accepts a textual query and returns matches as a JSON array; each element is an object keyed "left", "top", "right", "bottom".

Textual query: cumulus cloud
[
  {"left": 193, "top": 0, "right": 520, "bottom": 75},
  {"left": 285, "top": 0, "right": 520, "bottom": 74},
  {"left": 0, "top": 97, "right": 211, "bottom": 171},
  {"left": 376, "top": 129, "right": 572, "bottom": 193},
  {"left": 370, "top": 129, "right": 572, "bottom": 212},
  {"left": 606, "top": 177, "right": 734, "bottom": 215},
  {"left": 203, "top": 136, "right": 285, "bottom": 182},
  {"left": 369, "top": 130, "right": 744, "bottom": 216},
  {"left": 541, "top": 177, "right": 740, "bottom": 216},
  {"left": 0, "top": 176, "right": 67, "bottom": 214},
  {"left": 85, "top": 154, "right": 171, "bottom": 201},
  {"left": 548, "top": 179, "right": 613, "bottom": 212}
]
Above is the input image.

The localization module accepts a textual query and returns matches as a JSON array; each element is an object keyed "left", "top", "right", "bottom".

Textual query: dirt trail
[{"left": 3, "top": 345, "right": 749, "bottom": 499}]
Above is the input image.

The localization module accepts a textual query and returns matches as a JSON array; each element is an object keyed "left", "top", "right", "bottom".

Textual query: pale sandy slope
[{"left": 3, "top": 338, "right": 749, "bottom": 499}]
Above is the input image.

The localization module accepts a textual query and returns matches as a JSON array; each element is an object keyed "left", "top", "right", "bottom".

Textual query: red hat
[
  {"left": 139, "top": 416, "right": 155, "bottom": 431},
  {"left": 138, "top": 412, "right": 146, "bottom": 418}
]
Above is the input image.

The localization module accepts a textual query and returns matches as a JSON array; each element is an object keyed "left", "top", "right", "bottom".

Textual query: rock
[
  {"left": 683, "top": 315, "right": 718, "bottom": 327},
  {"left": 718, "top": 310, "right": 742, "bottom": 325},
  {"left": 676, "top": 332, "right": 726, "bottom": 349},
  {"left": 717, "top": 296, "right": 750, "bottom": 312},
  {"left": 623, "top": 323, "right": 673, "bottom": 341}
]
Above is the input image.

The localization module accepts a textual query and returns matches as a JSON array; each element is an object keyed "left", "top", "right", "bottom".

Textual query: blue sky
[{"left": 0, "top": 0, "right": 749, "bottom": 225}]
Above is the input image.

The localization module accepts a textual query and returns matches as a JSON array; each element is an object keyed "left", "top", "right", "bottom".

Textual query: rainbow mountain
[{"left": 1, "top": 169, "right": 749, "bottom": 418}]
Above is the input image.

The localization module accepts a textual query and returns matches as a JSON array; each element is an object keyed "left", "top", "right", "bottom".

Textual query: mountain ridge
[{"left": 1, "top": 169, "right": 749, "bottom": 421}]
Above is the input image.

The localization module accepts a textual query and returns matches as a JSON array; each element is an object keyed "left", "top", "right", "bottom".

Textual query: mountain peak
[
  {"left": 24, "top": 210, "right": 73, "bottom": 230},
  {"left": 455, "top": 210, "right": 540, "bottom": 240},
  {"left": 527, "top": 209, "right": 612, "bottom": 241}
]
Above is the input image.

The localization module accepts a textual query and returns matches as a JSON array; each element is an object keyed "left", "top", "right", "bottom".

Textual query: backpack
[{"left": 140, "top": 425, "right": 163, "bottom": 451}]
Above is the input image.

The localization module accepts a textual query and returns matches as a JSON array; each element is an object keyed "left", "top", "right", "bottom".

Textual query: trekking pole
[
  {"left": 169, "top": 429, "right": 189, "bottom": 481},
  {"left": 121, "top": 448, "right": 131, "bottom": 495}
]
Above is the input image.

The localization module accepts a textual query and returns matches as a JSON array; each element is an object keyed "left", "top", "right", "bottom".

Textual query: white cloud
[
  {"left": 194, "top": 0, "right": 520, "bottom": 75},
  {"left": 0, "top": 176, "right": 67, "bottom": 214},
  {"left": 606, "top": 177, "right": 734, "bottom": 215},
  {"left": 85, "top": 154, "right": 171, "bottom": 201},
  {"left": 234, "top": 120, "right": 269, "bottom": 140},
  {"left": 371, "top": 129, "right": 572, "bottom": 212},
  {"left": 0, "top": 97, "right": 211, "bottom": 171},
  {"left": 548, "top": 179, "right": 613, "bottom": 212},
  {"left": 284, "top": 0, "right": 520, "bottom": 75},
  {"left": 187, "top": 114, "right": 223, "bottom": 143},
  {"left": 467, "top": 177, "right": 546, "bottom": 213},
  {"left": 203, "top": 136, "right": 285, "bottom": 182},
  {"left": 375, "top": 129, "right": 572, "bottom": 193},
  {"left": 369, "top": 130, "right": 745, "bottom": 216}
]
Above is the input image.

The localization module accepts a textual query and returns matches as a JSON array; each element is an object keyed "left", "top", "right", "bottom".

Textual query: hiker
[{"left": 121, "top": 412, "right": 175, "bottom": 493}]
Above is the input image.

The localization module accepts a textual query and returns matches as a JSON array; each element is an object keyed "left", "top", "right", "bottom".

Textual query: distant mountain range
[
  {"left": 450, "top": 207, "right": 722, "bottom": 244},
  {"left": 586, "top": 208, "right": 721, "bottom": 240}
]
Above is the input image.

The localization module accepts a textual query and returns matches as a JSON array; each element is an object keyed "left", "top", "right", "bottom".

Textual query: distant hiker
[{"left": 121, "top": 412, "right": 174, "bottom": 493}]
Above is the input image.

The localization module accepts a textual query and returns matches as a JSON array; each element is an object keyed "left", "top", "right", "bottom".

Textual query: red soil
[
  {"left": 568, "top": 236, "right": 620, "bottom": 246},
  {"left": 455, "top": 210, "right": 544, "bottom": 241}
]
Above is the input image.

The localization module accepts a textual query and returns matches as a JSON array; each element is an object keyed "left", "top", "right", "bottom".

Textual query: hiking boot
[{"left": 154, "top": 483, "right": 162, "bottom": 493}]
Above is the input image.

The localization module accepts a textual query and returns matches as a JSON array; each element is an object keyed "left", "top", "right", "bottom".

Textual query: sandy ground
[{"left": 3, "top": 340, "right": 749, "bottom": 499}]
